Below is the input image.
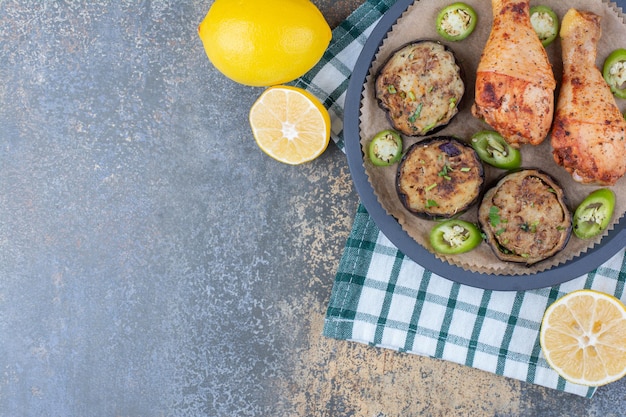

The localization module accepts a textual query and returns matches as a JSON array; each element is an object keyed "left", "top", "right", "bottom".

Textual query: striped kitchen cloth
[{"left": 294, "top": 0, "right": 626, "bottom": 398}]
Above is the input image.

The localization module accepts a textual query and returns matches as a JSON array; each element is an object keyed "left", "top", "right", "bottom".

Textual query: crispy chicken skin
[
  {"left": 550, "top": 9, "right": 626, "bottom": 185},
  {"left": 472, "top": 0, "right": 556, "bottom": 147}
]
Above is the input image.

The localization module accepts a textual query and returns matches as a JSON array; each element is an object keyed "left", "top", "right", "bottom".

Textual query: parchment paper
[{"left": 360, "top": 0, "right": 626, "bottom": 275}]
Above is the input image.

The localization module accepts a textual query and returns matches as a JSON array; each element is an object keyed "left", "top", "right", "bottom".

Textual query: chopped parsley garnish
[
  {"left": 438, "top": 164, "right": 453, "bottom": 180},
  {"left": 423, "top": 122, "right": 436, "bottom": 132},
  {"left": 520, "top": 221, "right": 539, "bottom": 233},
  {"left": 408, "top": 103, "right": 423, "bottom": 123},
  {"left": 489, "top": 206, "right": 501, "bottom": 227}
]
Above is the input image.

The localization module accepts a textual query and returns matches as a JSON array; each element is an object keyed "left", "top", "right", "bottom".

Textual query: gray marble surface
[{"left": 1, "top": 1, "right": 625, "bottom": 416}]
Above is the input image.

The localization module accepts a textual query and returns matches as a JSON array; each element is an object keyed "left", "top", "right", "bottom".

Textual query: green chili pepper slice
[
  {"left": 530, "top": 6, "right": 559, "bottom": 47},
  {"left": 429, "top": 219, "right": 482, "bottom": 255},
  {"left": 603, "top": 49, "right": 626, "bottom": 99},
  {"left": 436, "top": 3, "right": 477, "bottom": 42},
  {"left": 470, "top": 130, "right": 521, "bottom": 169},
  {"left": 573, "top": 188, "right": 616, "bottom": 239},
  {"left": 368, "top": 129, "right": 403, "bottom": 166}
]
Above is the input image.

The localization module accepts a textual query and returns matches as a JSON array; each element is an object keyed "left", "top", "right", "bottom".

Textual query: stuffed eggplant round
[
  {"left": 375, "top": 40, "right": 465, "bottom": 136},
  {"left": 396, "top": 136, "right": 484, "bottom": 219},
  {"left": 478, "top": 169, "right": 572, "bottom": 265}
]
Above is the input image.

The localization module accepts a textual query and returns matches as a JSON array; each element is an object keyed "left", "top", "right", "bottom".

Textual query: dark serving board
[{"left": 344, "top": 0, "right": 626, "bottom": 290}]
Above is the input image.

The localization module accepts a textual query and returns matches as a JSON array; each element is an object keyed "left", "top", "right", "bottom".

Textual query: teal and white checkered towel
[{"left": 295, "top": 0, "right": 626, "bottom": 398}]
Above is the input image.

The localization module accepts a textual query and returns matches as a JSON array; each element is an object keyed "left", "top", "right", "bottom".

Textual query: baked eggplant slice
[
  {"left": 478, "top": 169, "right": 572, "bottom": 265},
  {"left": 396, "top": 136, "right": 484, "bottom": 219},
  {"left": 375, "top": 40, "right": 465, "bottom": 136}
]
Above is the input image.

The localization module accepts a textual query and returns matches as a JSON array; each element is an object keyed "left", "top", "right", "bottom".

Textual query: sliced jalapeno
[
  {"left": 368, "top": 129, "right": 403, "bottom": 166},
  {"left": 436, "top": 3, "right": 477, "bottom": 42},
  {"left": 530, "top": 6, "right": 559, "bottom": 47},
  {"left": 470, "top": 130, "right": 521, "bottom": 169},
  {"left": 573, "top": 188, "right": 616, "bottom": 239},
  {"left": 603, "top": 49, "right": 626, "bottom": 99},
  {"left": 429, "top": 219, "right": 482, "bottom": 255}
]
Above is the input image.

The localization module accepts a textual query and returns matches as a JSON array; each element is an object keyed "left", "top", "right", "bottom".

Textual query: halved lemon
[
  {"left": 249, "top": 86, "right": 331, "bottom": 165},
  {"left": 539, "top": 289, "right": 626, "bottom": 386}
]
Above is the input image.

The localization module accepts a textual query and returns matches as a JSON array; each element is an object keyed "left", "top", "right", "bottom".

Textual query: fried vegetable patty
[
  {"left": 375, "top": 40, "right": 465, "bottom": 136},
  {"left": 478, "top": 169, "right": 572, "bottom": 265},
  {"left": 396, "top": 137, "right": 484, "bottom": 219}
]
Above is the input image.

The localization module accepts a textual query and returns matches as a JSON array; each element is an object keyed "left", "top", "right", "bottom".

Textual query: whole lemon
[{"left": 198, "top": 0, "right": 331, "bottom": 87}]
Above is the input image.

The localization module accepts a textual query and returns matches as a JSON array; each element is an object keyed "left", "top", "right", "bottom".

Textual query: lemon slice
[
  {"left": 249, "top": 86, "right": 331, "bottom": 165},
  {"left": 540, "top": 289, "right": 626, "bottom": 386}
]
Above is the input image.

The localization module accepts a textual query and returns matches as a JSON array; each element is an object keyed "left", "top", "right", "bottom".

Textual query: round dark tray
[{"left": 344, "top": 0, "right": 626, "bottom": 291}]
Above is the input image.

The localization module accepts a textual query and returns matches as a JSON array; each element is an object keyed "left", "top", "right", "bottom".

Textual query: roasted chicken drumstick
[
  {"left": 550, "top": 9, "right": 626, "bottom": 186},
  {"left": 472, "top": 0, "right": 556, "bottom": 147}
]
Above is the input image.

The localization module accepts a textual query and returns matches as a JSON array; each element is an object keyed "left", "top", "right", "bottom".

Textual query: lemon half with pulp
[
  {"left": 249, "top": 86, "right": 331, "bottom": 165},
  {"left": 540, "top": 289, "right": 626, "bottom": 386}
]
